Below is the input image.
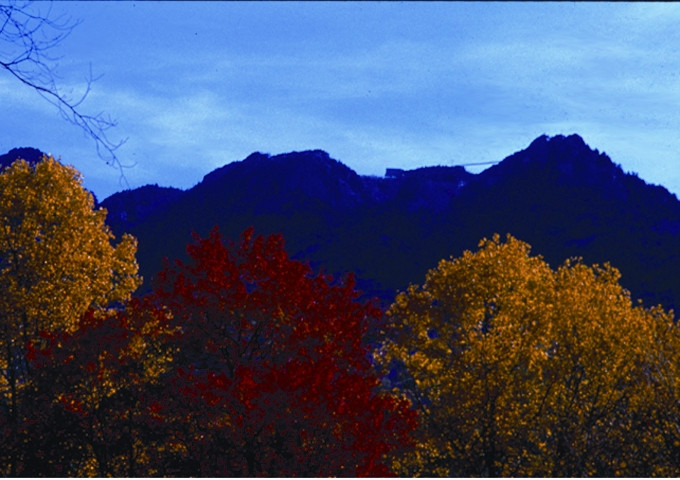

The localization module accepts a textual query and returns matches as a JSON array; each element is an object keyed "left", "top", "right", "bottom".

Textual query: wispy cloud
[{"left": 3, "top": 2, "right": 680, "bottom": 199}]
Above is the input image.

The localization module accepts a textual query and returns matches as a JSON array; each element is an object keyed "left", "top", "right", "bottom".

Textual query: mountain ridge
[
  {"left": 4, "top": 134, "right": 679, "bottom": 311},
  {"left": 96, "top": 134, "right": 680, "bottom": 311}
]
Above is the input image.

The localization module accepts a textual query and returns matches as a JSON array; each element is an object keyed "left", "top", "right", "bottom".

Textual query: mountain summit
[
  {"left": 481, "top": 134, "right": 613, "bottom": 183},
  {"left": 92, "top": 135, "right": 680, "bottom": 310},
  {"left": 0, "top": 147, "right": 46, "bottom": 169}
]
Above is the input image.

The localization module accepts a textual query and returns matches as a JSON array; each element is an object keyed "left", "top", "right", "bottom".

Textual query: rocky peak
[{"left": 0, "top": 147, "right": 47, "bottom": 170}]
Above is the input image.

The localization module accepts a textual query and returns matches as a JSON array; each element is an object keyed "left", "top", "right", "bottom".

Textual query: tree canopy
[
  {"left": 149, "top": 227, "right": 416, "bottom": 476},
  {"left": 377, "top": 233, "right": 680, "bottom": 477},
  {"left": 10, "top": 226, "right": 416, "bottom": 476},
  {"left": 0, "top": 155, "right": 140, "bottom": 475},
  {"left": 7, "top": 154, "right": 680, "bottom": 476}
]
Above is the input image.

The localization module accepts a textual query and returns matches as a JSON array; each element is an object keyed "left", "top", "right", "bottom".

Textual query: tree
[
  {"left": 22, "top": 299, "right": 176, "bottom": 477},
  {"left": 377, "top": 233, "right": 680, "bottom": 476},
  {"left": 0, "top": 155, "right": 141, "bottom": 475},
  {"left": 0, "top": 1, "right": 125, "bottom": 170},
  {"left": 150, "top": 227, "right": 417, "bottom": 476}
]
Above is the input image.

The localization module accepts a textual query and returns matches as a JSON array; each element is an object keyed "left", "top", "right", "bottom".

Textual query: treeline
[{"left": 3, "top": 156, "right": 680, "bottom": 476}]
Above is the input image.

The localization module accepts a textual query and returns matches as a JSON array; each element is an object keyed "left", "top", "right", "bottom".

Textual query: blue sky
[{"left": 2, "top": 2, "right": 680, "bottom": 200}]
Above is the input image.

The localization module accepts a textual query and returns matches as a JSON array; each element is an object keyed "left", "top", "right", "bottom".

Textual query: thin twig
[{"left": 0, "top": 1, "right": 129, "bottom": 186}]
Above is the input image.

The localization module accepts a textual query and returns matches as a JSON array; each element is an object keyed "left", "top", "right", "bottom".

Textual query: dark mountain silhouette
[
  {"left": 18, "top": 134, "right": 680, "bottom": 311},
  {"left": 447, "top": 135, "right": 680, "bottom": 310},
  {"left": 0, "top": 147, "right": 45, "bottom": 169},
  {"left": 103, "top": 184, "right": 183, "bottom": 231},
  {"left": 99, "top": 148, "right": 475, "bottom": 302}
]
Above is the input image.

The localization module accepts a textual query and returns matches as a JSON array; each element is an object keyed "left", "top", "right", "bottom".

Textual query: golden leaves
[
  {"left": 0, "top": 155, "right": 142, "bottom": 418},
  {"left": 0, "top": 156, "right": 141, "bottom": 333},
  {"left": 379, "top": 233, "right": 680, "bottom": 476}
]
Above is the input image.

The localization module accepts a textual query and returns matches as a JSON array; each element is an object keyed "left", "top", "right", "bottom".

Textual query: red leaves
[
  {"left": 13, "top": 226, "right": 417, "bottom": 476},
  {"left": 152, "top": 226, "right": 416, "bottom": 476},
  {"left": 58, "top": 394, "right": 85, "bottom": 415},
  {"left": 17, "top": 299, "right": 178, "bottom": 476}
]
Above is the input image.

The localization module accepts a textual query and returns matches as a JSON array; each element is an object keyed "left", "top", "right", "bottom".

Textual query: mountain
[
  {"left": 94, "top": 134, "right": 680, "bottom": 312},
  {"left": 103, "top": 184, "right": 183, "bottom": 232},
  {"left": 0, "top": 147, "right": 45, "bottom": 169},
  {"left": 447, "top": 135, "right": 680, "bottom": 310}
]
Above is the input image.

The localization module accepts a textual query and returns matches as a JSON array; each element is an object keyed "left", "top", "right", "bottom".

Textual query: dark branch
[{"left": 0, "top": 1, "right": 130, "bottom": 187}]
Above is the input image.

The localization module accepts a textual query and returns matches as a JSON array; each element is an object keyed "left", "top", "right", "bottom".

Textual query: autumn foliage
[
  {"left": 22, "top": 300, "right": 175, "bottom": 476},
  {"left": 2, "top": 159, "right": 415, "bottom": 476},
  {"left": 148, "top": 227, "right": 416, "bottom": 476},
  {"left": 9, "top": 155, "right": 680, "bottom": 476},
  {"left": 377, "top": 233, "right": 680, "bottom": 476},
  {"left": 0, "top": 156, "right": 141, "bottom": 476}
]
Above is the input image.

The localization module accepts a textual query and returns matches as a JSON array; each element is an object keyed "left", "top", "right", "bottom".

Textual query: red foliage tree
[
  {"left": 22, "top": 299, "right": 176, "bottom": 476},
  {"left": 152, "top": 227, "right": 416, "bottom": 476},
  {"left": 15, "top": 227, "right": 415, "bottom": 475}
]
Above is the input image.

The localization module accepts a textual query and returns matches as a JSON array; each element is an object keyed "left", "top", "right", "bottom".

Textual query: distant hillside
[
  {"left": 0, "top": 147, "right": 45, "bottom": 169},
  {"left": 95, "top": 134, "right": 680, "bottom": 312},
  {"left": 103, "top": 184, "right": 183, "bottom": 232},
  {"left": 447, "top": 135, "right": 680, "bottom": 310}
]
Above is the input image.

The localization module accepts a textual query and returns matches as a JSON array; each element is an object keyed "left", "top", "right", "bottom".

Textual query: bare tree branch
[{"left": 0, "top": 1, "right": 130, "bottom": 186}]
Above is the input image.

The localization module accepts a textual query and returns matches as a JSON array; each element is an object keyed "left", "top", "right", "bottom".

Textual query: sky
[{"left": 2, "top": 2, "right": 680, "bottom": 200}]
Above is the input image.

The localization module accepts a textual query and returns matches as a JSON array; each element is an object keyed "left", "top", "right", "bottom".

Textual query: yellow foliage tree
[
  {"left": 0, "top": 155, "right": 141, "bottom": 475},
  {"left": 377, "top": 233, "right": 680, "bottom": 476}
]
